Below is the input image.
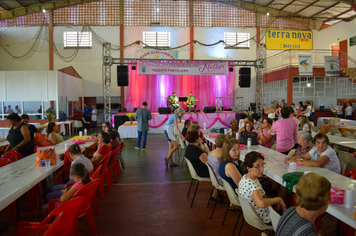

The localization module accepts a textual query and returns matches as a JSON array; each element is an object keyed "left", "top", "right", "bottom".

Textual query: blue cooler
[{"left": 320, "top": 105, "right": 324, "bottom": 111}]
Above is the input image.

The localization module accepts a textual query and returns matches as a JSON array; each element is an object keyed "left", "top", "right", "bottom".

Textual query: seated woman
[
  {"left": 185, "top": 131, "right": 209, "bottom": 177},
  {"left": 191, "top": 121, "right": 207, "bottom": 143},
  {"left": 188, "top": 123, "right": 207, "bottom": 144},
  {"left": 181, "top": 119, "right": 191, "bottom": 137},
  {"left": 276, "top": 173, "right": 331, "bottom": 236},
  {"left": 208, "top": 134, "right": 229, "bottom": 186},
  {"left": 5, "top": 113, "right": 35, "bottom": 157},
  {"left": 20, "top": 114, "right": 38, "bottom": 141},
  {"left": 285, "top": 132, "right": 341, "bottom": 174},
  {"left": 238, "top": 121, "right": 258, "bottom": 145},
  {"left": 218, "top": 139, "right": 245, "bottom": 194},
  {"left": 91, "top": 132, "right": 111, "bottom": 164},
  {"left": 298, "top": 115, "right": 316, "bottom": 133},
  {"left": 290, "top": 131, "right": 313, "bottom": 157},
  {"left": 109, "top": 130, "right": 120, "bottom": 151},
  {"left": 238, "top": 151, "right": 286, "bottom": 224},
  {"left": 257, "top": 117, "right": 275, "bottom": 148},
  {"left": 47, "top": 122, "right": 64, "bottom": 145}
]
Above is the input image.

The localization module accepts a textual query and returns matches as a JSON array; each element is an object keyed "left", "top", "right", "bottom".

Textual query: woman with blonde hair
[
  {"left": 207, "top": 134, "right": 229, "bottom": 186},
  {"left": 264, "top": 102, "right": 276, "bottom": 119},
  {"left": 298, "top": 115, "right": 317, "bottom": 133},
  {"left": 218, "top": 139, "right": 244, "bottom": 194},
  {"left": 276, "top": 173, "right": 331, "bottom": 236}
]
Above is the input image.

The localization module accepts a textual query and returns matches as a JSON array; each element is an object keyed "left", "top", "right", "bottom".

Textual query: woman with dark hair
[
  {"left": 238, "top": 151, "right": 286, "bottom": 224},
  {"left": 271, "top": 107, "right": 298, "bottom": 155},
  {"left": 20, "top": 114, "right": 37, "bottom": 141},
  {"left": 47, "top": 122, "right": 64, "bottom": 145},
  {"left": 109, "top": 130, "right": 120, "bottom": 151},
  {"left": 286, "top": 132, "right": 341, "bottom": 174},
  {"left": 91, "top": 132, "right": 111, "bottom": 164},
  {"left": 181, "top": 119, "right": 191, "bottom": 137},
  {"left": 185, "top": 131, "right": 209, "bottom": 177},
  {"left": 276, "top": 173, "right": 331, "bottom": 236},
  {"left": 5, "top": 113, "right": 35, "bottom": 157},
  {"left": 345, "top": 102, "right": 354, "bottom": 119},
  {"left": 257, "top": 117, "right": 275, "bottom": 148},
  {"left": 239, "top": 121, "right": 258, "bottom": 145}
]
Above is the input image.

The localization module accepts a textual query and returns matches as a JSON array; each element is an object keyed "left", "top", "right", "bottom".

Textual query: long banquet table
[
  {"left": 311, "top": 131, "right": 356, "bottom": 149},
  {"left": 204, "top": 135, "right": 356, "bottom": 229},
  {"left": 118, "top": 121, "right": 184, "bottom": 138},
  {"left": 0, "top": 139, "right": 95, "bottom": 212}
]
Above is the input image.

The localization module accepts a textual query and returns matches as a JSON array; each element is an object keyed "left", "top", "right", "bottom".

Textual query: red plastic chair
[
  {"left": 108, "top": 147, "right": 120, "bottom": 182},
  {"left": 16, "top": 197, "right": 84, "bottom": 236},
  {"left": 114, "top": 142, "right": 125, "bottom": 176},
  {"left": 54, "top": 150, "right": 73, "bottom": 184},
  {"left": 344, "top": 169, "right": 356, "bottom": 179},
  {"left": 3, "top": 150, "right": 24, "bottom": 162},
  {"left": 48, "top": 180, "right": 100, "bottom": 236},
  {"left": 93, "top": 151, "right": 112, "bottom": 197}
]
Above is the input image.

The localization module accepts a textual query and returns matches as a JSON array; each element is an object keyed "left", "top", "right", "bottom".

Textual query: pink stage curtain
[{"left": 125, "top": 68, "right": 236, "bottom": 112}]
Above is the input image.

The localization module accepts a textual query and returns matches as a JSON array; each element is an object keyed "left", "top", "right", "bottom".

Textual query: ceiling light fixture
[
  {"left": 267, "top": 12, "right": 269, "bottom": 16},
  {"left": 42, "top": 9, "right": 46, "bottom": 13}
]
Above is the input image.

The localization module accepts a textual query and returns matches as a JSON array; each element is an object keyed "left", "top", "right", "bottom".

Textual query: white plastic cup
[
  {"left": 45, "top": 159, "right": 50, "bottom": 168},
  {"left": 79, "top": 131, "right": 83, "bottom": 137},
  {"left": 64, "top": 143, "right": 68, "bottom": 152},
  {"left": 204, "top": 123, "right": 206, "bottom": 130},
  {"left": 224, "top": 129, "right": 227, "bottom": 134},
  {"left": 235, "top": 133, "right": 239, "bottom": 139},
  {"left": 288, "top": 162, "right": 296, "bottom": 172},
  {"left": 345, "top": 185, "right": 355, "bottom": 208}
]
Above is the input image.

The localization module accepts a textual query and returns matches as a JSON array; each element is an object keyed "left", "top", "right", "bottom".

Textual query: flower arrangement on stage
[
  {"left": 331, "top": 108, "right": 339, "bottom": 117},
  {"left": 127, "top": 113, "right": 135, "bottom": 124},
  {"left": 244, "top": 110, "right": 254, "bottom": 120},
  {"left": 46, "top": 113, "right": 55, "bottom": 123}
]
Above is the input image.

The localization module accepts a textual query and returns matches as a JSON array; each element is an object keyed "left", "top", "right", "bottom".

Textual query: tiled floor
[{"left": 0, "top": 130, "right": 261, "bottom": 236}]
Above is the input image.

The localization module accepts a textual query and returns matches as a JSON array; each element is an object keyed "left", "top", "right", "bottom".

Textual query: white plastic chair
[
  {"left": 287, "top": 149, "right": 296, "bottom": 157},
  {"left": 206, "top": 163, "right": 225, "bottom": 219},
  {"left": 73, "top": 120, "right": 83, "bottom": 134},
  {"left": 221, "top": 179, "right": 242, "bottom": 236},
  {"left": 271, "top": 144, "right": 276, "bottom": 151},
  {"left": 185, "top": 157, "right": 211, "bottom": 208},
  {"left": 176, "top": 135, "right": 186, "bottom": 164},
  {"left": 338, "top": 150, "right": 356, "bottom": 172},
  {"left": 343, "top": 131, "right": 353, "bottom": 138},
  {"left": 236, "top": 191, "right": 274, "bottom": 236},
  {"left": 268, "top": 206, "right": 281, "bottom": 232}
]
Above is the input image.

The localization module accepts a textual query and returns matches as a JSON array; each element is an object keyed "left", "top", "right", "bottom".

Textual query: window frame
[
  {"left": 224, "top": 32, "right": 250, "bottom": 49},
  {"left": 143, "top": 31, "right": 171, "bottom": 49},
  {"left": 63, "top": 31, "right": 92, "bottom": 48}
]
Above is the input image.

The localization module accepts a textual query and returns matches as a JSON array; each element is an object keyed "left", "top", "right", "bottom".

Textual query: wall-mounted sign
[
  {"left": 350, "top": 36, "right": 356, "bottom": 47},
  {"left": 137, "top": 61, "right": 228, "bottom": 75},
  {"left": 298, "top": 54, "right": 313, "bottom": 75},
  {"left": 266, "top": 30, "right": 313, "bottom": 50},
  {"left": 135, "top": 50, "right": 178, "bottom": 59},
  {"left": 324, "top": 56, "right": 340, "bottom": 76}
]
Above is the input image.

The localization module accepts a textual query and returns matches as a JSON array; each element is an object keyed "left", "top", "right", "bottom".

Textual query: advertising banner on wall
[
  {"left": 298, "top": 54, "right": 313, "bottom": 75},
  {"left": 324, "top": 56, "right": 340, "bottom": 76},
  {"left": 135, "top": 50, "right": 178, "bottom": 59},
  {"left": 265, "top": 30, "right": 313, "bottom": 50},
  {"left": 137, "top": 61, "right": 228, "bottom": 75}
]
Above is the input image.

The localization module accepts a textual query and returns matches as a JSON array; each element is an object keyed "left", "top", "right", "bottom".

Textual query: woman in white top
[
  {"left": 264, "top": 102, "right": 276, "bottom": 119},
  {"left": 336, "top": 101, "right": 344, "bottom": 118},
  {"left": 301, "top": 100, "right": 312, "bottom": 118},
  {"left": 345, "top": 102, "right": 353, "bottom": 120}
]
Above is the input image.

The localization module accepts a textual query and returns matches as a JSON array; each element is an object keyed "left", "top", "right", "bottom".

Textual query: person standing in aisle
[{"left": 134, "top": 102, "right": 152, "bottom": 150}]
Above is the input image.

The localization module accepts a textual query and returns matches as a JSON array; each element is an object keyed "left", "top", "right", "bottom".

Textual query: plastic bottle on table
[{"left": 84, "top": 128, "right": 87, "bottom": 137}]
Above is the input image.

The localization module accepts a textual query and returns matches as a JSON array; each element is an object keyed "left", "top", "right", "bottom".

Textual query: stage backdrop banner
[
  {"left": 324, "top": 56, "right": 340, "bottom": 76},
  {"left": 137, "top": 61, "right": 228, "bottom": 75},
  {"left": 298, "top": 54, "right": 313, "bottom": 75}
]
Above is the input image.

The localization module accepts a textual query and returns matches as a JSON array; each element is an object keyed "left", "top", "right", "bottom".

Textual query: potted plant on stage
[
  {"left": 127, "top": 113, "right": 135, "bottom": 124},
  {"left": 331, "top": 108, "right": 339, "bottom": 118}
]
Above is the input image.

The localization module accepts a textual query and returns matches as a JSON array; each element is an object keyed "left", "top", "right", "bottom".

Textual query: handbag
[
  {"left": 36, "top": 146, "right": 56, "bottom": 166},
  {"left": 239, "top": 131, "right": 258, "bottom": 145},
  {"left": 282, "top": 172, "right": 304, "bottom": 193}
]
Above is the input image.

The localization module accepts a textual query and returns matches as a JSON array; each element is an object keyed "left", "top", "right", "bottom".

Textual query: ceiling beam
[
  {"left": 0, "top": 0, "right": 100, "bottom": 21},
  {"left": 310, "top": 2, "right": 339, "bottom": 17},
  {"left": 332, "top": 0, "right": 356, "bottom": 4},
  {"left": 280, "top": 0, "right": 296, "bottom": 11},
  {"left": 15, "top": 0, "right": 26, "bottom": 7},
  {"left": 324, "top": 8, "right": 353, "bottom": 22},
  {"left": 296, "top": 0, "right": 319, "bottom": 14},
  {"left": 265, "top": 0, "right": 275, "bottom": 7}
]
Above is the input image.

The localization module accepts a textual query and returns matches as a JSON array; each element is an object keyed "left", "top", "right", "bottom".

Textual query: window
[
  {"left": 63, "top": 31, "right": 92, "bottom": 48},
  {"left": 143, "top": 31, "right": 170, "bottom": 48},
  {"left": 224, "top": 32, "right": 250, "bottom": 49}
]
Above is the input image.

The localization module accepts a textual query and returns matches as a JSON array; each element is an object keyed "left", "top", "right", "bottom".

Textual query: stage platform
[{"left": 112, "top": 111, "right": 245, "bottom": 131}]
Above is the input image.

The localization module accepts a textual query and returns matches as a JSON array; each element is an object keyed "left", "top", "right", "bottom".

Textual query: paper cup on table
[
  {"left": 79, "top": 131, "right": 83, "bottom": 137},
  {"left": 45, "top": 159, "right": 50, "bottom": 168},
  {"left": 288, "top": 162, "right": 296, "bottom": 172},
  {"left": 64, "top": 143, "right": 68, "bottom": 152}
]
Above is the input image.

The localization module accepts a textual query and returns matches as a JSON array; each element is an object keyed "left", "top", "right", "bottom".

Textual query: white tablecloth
[
  {"left": 118, "top": 121, "right": 184, "bottom": 138},
  {"left": 317, "top": 117, "right": 356, "bottom": 128},
  {"left": 0, "top": 139, "right": 95, "bottom": 211}
]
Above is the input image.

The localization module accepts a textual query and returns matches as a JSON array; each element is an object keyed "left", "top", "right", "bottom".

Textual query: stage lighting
[
  {"left": 229, "top": 67, "right": 234, "bottom": 72},
  {"left": 132, "top": 66, "right": 136, "bottom": 70}
]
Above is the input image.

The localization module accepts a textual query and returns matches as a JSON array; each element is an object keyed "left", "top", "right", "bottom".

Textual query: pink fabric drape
[{"left": 125, "top": 67, "right": 236, "bottom": 112}]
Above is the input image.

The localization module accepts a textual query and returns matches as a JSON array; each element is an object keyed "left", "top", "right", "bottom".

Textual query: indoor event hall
[{"left": 1, "top": 0, "right": 356, "bottom": 235}]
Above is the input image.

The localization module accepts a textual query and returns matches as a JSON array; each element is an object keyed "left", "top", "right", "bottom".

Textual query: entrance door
[{"left": 339, "top": 39, "right": 348, "bottom": 68}]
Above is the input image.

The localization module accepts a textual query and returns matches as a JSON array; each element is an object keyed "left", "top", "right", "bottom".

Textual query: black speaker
[
  {"left": 158, "top": 107, "right": 171, "bottom": 114},
  {"left": 117, "top": 66, "right": 128, "bottom": 86},
  {"left": 203, "top": 106, "right": 216, "bottom": 113},
  {"left": 239, "top": 67, "right": 251, "bottom": 88}
]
